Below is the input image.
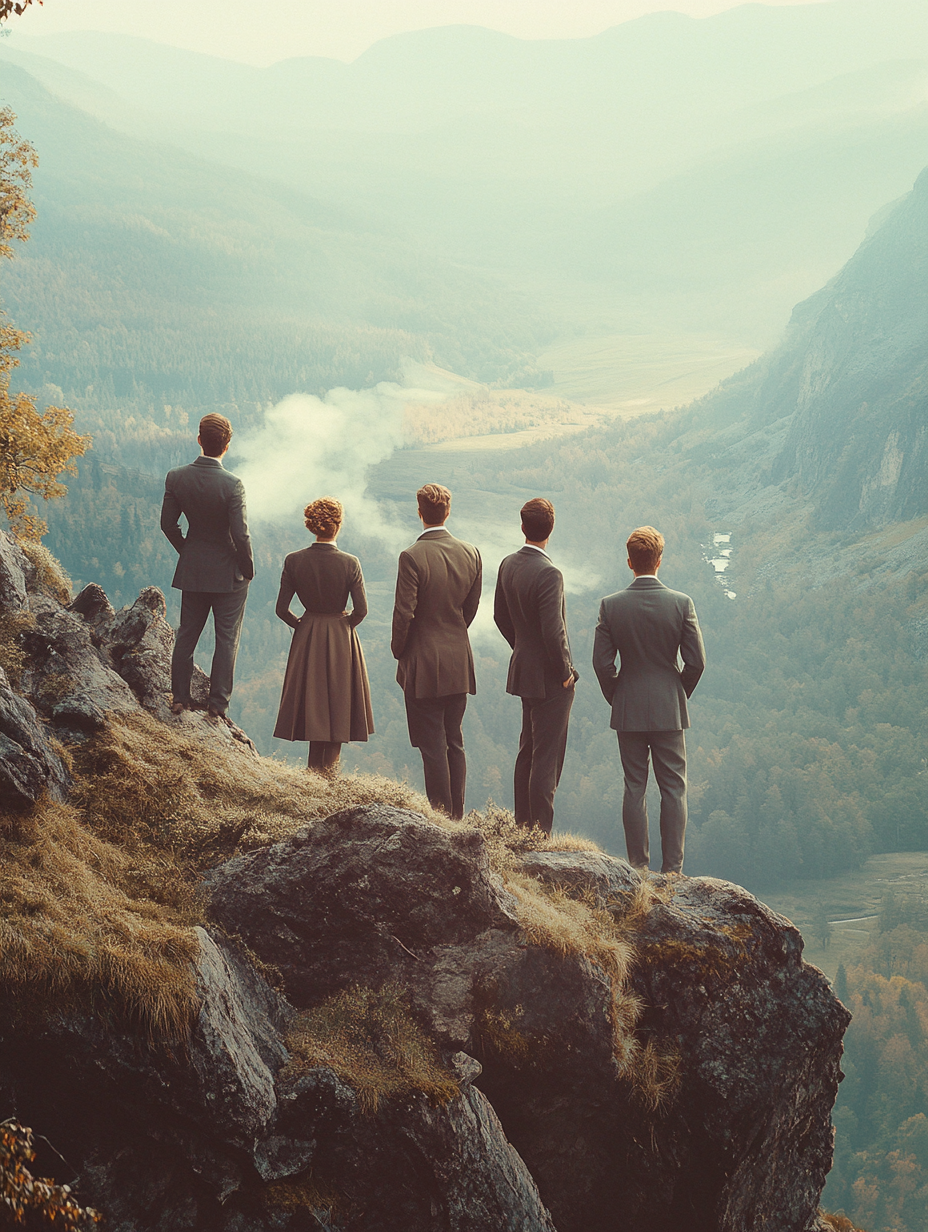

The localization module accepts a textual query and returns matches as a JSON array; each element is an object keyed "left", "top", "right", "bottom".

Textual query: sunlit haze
[{"left": 9, "top": 0, "right": 831, "bottom": 65}]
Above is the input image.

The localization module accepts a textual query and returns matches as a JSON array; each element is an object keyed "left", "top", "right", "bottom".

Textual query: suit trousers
[
  {"left": 514, "top": 687, "right": 574, "bottom": 835},
  {"left": 617, "top": 730, "right": 687, "bottom": 874},
  {"left": 404, "top": 692, "right": 467, "bottom": 820},
  {"left": 171, "top": 585, "right": 248, "bottom": 715}
]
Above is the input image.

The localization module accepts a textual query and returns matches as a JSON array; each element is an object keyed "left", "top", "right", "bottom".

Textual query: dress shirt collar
[
  {"left": 194, "top": 454, "right": 223, "bottom": 468},
  {"left": 522, "top": 544, "right": 550, "bottom": 558},
  {"left": 418, "top": 525, "right": 451, "bottom": 538}
]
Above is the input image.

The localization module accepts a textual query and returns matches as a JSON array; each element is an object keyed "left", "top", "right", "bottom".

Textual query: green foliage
[{"left": 823, "top": 894, "right": 928, "bottom": 1232}]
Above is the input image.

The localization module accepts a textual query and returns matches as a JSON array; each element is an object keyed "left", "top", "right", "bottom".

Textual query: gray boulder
[
  {"left": 515, "top": 851, "right": 851, "bottom": 1232},
  {"left": 22, "top": 594, "right": 138, "bottom": 724},
  {"left": 0, "top": 665, "right": 70, "bottom": 807},
  {"left": 207, "top": 807, "right": 850, "bottom": 1232},
  {"left": 0, "top": 530, "right": 29, "bottom": 612},
  {"left": 206, "top": 805, "right": 521, "bottom": 1010},
  {"left": 0, "top": 925, "right": 556, "bottom": 1232}
]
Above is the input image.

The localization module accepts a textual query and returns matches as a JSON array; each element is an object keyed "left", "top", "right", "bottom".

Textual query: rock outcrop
[
  {"left": 0, "top": 528, "right": 851, "bottom": 1230},
  {"left": 0, "top": 527, "right": 254, "bottom": 757},
  {"left": 205, "top": 807, "right": 849, "bottom": 1232}
]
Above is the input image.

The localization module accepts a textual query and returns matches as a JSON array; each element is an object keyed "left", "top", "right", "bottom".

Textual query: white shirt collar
[
  {"left": 524, "top": 544, "right": 549, "bottom": 557},
  {"left": 420, "top": 525, "right": 448, "bottom": 534}
]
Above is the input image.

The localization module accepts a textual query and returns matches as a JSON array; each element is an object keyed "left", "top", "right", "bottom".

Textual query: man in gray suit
[
  {"left": 392, "top": 483, "right": 482, "bottom": 819},
  {"left": 593, "top": 525, "right": 705, "bottom": 873},
  {"left": 494, "top": 497, "right": 577, "bottom": 835},
  {"left": 161, "top": 413, "right": 254, "bottom": 719}
]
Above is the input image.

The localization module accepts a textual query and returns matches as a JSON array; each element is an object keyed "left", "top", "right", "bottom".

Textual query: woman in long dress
[{"left": 273, "top": 497, "right": 374, "bottom": 774}]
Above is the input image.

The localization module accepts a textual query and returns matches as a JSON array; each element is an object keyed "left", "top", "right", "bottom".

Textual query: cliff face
[
  {"left": 703, "top": 168, "right": 927, "bottom": 533},
  {"left": 0, "top": 538, "right": 851, "bottom": 1231}
]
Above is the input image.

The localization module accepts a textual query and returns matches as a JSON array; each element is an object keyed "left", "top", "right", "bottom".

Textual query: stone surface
[
  {"left": 494, "top": 851, "right": 851, "bottom": 1232},
  {"left": 0, "top": 925, "right": 556, "bottom": 1232},
  {"left": 206, "top": 804, "right": 521, "bottom": 1009},
  {"left": 206, "top": 814, "right": 849, "bottom": 1232},
  {"left": 522, "top": 848, "right": 642, "bottom": 901},
  {"left": 0, "top": 531, "right": 29, "bottom": 612},
  {"left": 97, "top": 586, "right": 177, "bottom": 718},
  {"left": 0, "top": 665, "right": 70, "bottom": 807},
  {"left": 22, "top": 594, "right": 139, "bottom": 723}
]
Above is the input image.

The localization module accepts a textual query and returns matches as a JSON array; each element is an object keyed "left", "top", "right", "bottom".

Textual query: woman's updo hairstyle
[{"left": 304, "top": 497, "right": 343, "bottom": 538}]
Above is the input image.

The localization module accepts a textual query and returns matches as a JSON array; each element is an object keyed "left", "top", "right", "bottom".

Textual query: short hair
[
  {"left": 304, "top": 496, "right": 343, "bottom": 538},
  {"left": 417, "top": 483, "right": 451, "bottom": 524},
  {"left": 199, "top": 413, "right": 233, "bottom": 457},
  {"left": 627, "top": 525, "right": 665, "bottom": 573},
  {"left": 521, "top": 497, "right": 555, "bottom": 541}
]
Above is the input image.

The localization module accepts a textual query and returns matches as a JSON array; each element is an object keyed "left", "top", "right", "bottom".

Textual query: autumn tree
[
  {"left": 0, "top": 2, "right": 42, "bottom": 23},
  {"left": 0, "top": 1119, "right": 101, "bottom": 1229},
  {"left": 0, "top": 106, "right": 89, "bottom": 540}
]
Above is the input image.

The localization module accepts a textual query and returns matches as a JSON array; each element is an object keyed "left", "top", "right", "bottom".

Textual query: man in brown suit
[
  {"left": 392, "top": 483, "right": 482, "bottom": 819},
  {"left": 593, "top": 525, "right": 705, "bottom": 873},
  {"left": 494, "top": 497, "right": 577, "bottom": 835}
]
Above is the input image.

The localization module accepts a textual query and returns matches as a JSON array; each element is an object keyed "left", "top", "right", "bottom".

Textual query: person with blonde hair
[
  {"left": 273, "top": 497, "right": 374, "bottom": 774},
  {"left": 593, "top": 525, "right": 705, "bottom": 873}
]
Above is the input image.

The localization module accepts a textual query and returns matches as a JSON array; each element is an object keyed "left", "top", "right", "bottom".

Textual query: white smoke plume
[{"left": 234, "top": 370, "right": 448, "bottom": 549}]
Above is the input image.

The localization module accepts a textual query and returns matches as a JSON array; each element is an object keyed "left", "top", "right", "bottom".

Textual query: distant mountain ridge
[{"left": 3, "top": 0, "right": 926, "bottom": 344}]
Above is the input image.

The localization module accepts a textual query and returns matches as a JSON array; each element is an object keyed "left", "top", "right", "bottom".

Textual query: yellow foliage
[
  {"left": 0, "top": 1119, "right": 101, "bottom": 1229},
  {"left": 0, "top": 106, "right": 37, "bottom": 258}
]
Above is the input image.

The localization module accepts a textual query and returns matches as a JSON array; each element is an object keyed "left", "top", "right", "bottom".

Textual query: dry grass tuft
[
  {"left": 468, "top": 802, "right": 602, "bottom": 872},
  {"left": 476, "top": 1003, "right": 534, "bottom": 1066},
  {"left": 283, "top": 983, "right": 459, "bottom": 1114},
  {"left": 500, "top": 871, "right": 680, "bottom": 1106},
  {"left": 545, "top": 830, "right": 603, "bottom": 853},
  {"left": 70, "top": 711, "right": 454, "bottom": 873},
  {"left": 820, "top": 1215, "right": 869, "bottom": 1232},
  {"left": 631, "top": 1038, "right": 682, "bottom": 1112},
  {"left": 265, "top": 1170, "right": 341, "bottom": 1218},
  {"left": 0, "top": 800, "right": 199, "bottom": 1037},
  {"left": 17, "top": 540, "right": 72, "bottom": 604}
]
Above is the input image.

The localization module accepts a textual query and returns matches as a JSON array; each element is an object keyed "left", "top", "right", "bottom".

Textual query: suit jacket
[
  {"left": 391, "top": 528, "right": 482, "bottom": 698},
  {"left": 494, "top": 546, "right": 576, "bottom": 698},
  {"left": 593, "top": 576, "right": 705, "bottom": 731},
  {"left": 161, "top": 456, "right": 254, "bottom": 593}
]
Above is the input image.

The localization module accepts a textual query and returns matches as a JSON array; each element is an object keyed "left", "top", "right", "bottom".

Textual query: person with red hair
[{"left": 593, "top": 526, "right": 705, "bottom": 874}]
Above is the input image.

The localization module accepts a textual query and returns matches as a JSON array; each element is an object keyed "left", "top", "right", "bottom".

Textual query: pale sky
[{"left": 7, "top": 0, "right": 830, "bottom": 66}]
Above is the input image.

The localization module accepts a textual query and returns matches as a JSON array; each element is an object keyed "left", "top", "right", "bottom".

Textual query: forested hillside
[{"left": 0, "top": 64, "right": 551, "bottom": 474}]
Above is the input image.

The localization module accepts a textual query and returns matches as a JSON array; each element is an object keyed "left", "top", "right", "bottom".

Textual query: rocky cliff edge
[{"left": 0, "top": 532, "right": 850, "bottom": 1232}]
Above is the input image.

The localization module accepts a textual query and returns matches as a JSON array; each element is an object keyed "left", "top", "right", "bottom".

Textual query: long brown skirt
[{"left": 273, "top": 612, "right": 374, "bottom": 743}]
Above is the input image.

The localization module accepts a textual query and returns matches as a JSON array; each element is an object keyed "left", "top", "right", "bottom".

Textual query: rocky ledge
[{"left": 0, "top": 532, "right": 850, "bottom": 1231}]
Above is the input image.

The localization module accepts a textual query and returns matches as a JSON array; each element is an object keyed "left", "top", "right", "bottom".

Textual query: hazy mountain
[
  {"left": 691, "top": 169, "right": 927, "bottom": 532},
  {"left": 0, "top": 65, "right": 551, "bottom": 423},
  {"left": 4, "top": 0, "right": 926, "bottom": 345}
]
